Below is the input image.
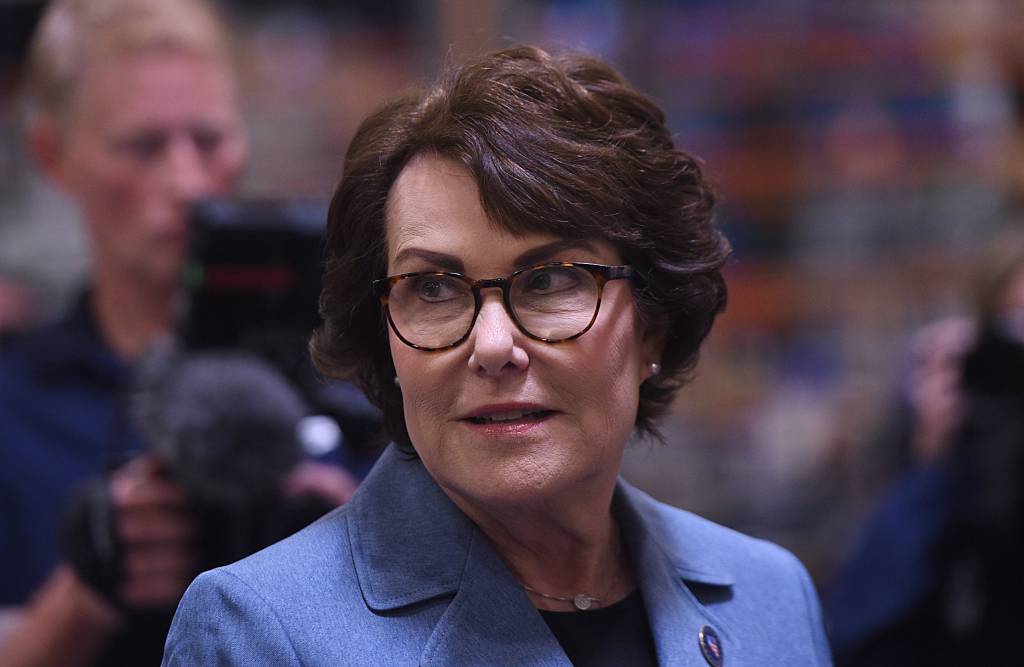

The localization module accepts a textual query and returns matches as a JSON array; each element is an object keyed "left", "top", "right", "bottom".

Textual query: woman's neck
[
  {"left": 91, "top": 268, "right": 176, "bottom": 362},
  {"left": 448, "top": 483, "right": 636, "bottom": 611}
]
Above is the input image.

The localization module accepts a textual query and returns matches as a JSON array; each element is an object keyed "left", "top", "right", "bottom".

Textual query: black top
[{"left": 539, "top": 590, "right": 658, "bottom": 666}]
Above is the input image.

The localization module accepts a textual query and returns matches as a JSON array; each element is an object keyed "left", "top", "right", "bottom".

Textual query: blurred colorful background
[{"left": 3, "top": 0, "right": 1023, "bottom": 590}]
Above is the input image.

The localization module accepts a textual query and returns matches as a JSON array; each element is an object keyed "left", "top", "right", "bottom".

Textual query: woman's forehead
[
  {"left": 385, "top": 153, "right": 621, "bottom": 272},
  {"left": 387, "top": 224, "right": 619, "bottom": 275},
  {"left": 385, "top": 155, "right": 479, "bottom": 235}
]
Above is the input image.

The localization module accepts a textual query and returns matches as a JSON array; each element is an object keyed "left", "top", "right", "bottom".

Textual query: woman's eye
[
  {"left": 528, "top": 272, "right": 551, "bottom": 291},
  {"left": 524, "top": 267, "right": 579, "bottom": 293},
  {"left": 420, "top": 280, "right": 442, "bottom": 298},
  {"left": 415, "top": 277, "right": 457, "bottom": 301}
]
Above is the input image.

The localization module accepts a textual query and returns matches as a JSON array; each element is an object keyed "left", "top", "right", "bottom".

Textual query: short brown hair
[
  {"left": 24, "top": 0, "right": 231, "bottom": 122},
  {"left": 311, "top": 45, "right": 730, "bottom": 447}
]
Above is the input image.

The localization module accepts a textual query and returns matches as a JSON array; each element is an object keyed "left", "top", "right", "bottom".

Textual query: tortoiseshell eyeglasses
[{"left": 372, "top": 262, "right": 635, "bottom": 351}]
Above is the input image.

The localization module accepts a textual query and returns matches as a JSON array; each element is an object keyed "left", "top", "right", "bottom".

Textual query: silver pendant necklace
[
  {"left": 522, "top": 585, "right": 601, "bottom": 611},
  {"left": 520, "top": 526, "right": 627, "bottom": 612}
]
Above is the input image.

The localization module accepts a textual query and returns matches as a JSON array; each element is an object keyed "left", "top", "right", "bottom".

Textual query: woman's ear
[{"left": 638, "top": 320, "right": 669, "bottom": 383}]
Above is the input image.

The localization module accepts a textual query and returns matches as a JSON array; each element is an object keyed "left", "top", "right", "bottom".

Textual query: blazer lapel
[
  {"left": 347, "top": 446, "right": 470, "bottom": 611},
  {"left": 616, "top": 482, "right": 741, "bottom": 667},
  {"left": 420, "top": 529, "right": 570, "bottom": 667},
  {"left": 348, "top": 446, "right": 568, "bottom": 666}
]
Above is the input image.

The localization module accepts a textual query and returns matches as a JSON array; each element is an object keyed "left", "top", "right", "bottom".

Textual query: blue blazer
[{"left": 162, "top": 445, "right": 831, "bottom": 665}]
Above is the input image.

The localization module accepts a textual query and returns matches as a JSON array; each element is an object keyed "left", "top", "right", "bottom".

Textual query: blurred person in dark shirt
[
  {"left": 0, "top": 1, "right": 354, "bottom": 665},
  {"left": 828, "top": 229, "right": 1024, "bottom": 666}
]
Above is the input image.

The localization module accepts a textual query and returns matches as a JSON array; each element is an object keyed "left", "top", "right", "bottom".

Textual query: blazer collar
[
  {"left": 347, "top": 446, "right": 568, "bottom": 665},
  {"left": 615, "top": 481, "right": 740, "bottom": 665},
  {"left": 348, "top": 446, "right": 738, "bottom": 666},
  {"left": 346, "top": 445, "right": 472, "bottom": 610},
  {"left": 615, "top": 480, "right": 735, "bottom": 588}
]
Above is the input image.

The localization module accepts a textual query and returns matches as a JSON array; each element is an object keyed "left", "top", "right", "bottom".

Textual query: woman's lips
[
  {"left": 460, "top": 411, "right": 556, "bottom": 435},
  {"left": 459, "top": 405, "right": 557, "bottom": 435},
  {"left": 465, "top": 408, "right": 551, "bottom": 424}
]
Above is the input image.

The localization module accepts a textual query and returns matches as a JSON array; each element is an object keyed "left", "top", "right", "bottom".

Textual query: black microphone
[{"left": 132, "top": 347, "right": 307, "bottom": 507}]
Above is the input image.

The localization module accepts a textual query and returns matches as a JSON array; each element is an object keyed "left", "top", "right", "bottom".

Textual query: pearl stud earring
[{"left": 649, "top": 362, "right": 661, "bottom": 376}]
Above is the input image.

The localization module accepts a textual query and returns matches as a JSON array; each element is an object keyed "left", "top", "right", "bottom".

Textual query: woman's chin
[
  {"left": 412, "top": 419, "right": 614, "bottom": 514},
  {"left": 432, "top": 453, "right": 593, "bottom": 514}
]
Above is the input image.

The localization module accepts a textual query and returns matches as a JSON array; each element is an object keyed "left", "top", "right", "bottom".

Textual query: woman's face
[{"left": 385, "top": 154, "right": 662, "bottom": 509}]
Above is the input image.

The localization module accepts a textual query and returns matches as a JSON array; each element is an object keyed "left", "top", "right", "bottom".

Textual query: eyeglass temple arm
[{"left": 606, "top": 266, "right": 634, "bottom": 280}]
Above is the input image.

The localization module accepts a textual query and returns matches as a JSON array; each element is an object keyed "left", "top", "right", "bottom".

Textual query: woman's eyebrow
[
  {"left": 514, "top": 239, "right": 597, "bottom": 267},
  {"left": 392, "top": 247, "right": 465, "bottom": 272}
]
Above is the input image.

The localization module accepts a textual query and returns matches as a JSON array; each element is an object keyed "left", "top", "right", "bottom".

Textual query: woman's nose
[{"left": 467, "top": 297, "right": 529, "bottom": 376}]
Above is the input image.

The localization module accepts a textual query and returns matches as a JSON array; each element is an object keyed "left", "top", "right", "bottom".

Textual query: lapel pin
[{"left": 699, "top": 625, "right": 724, "bottom": 666}]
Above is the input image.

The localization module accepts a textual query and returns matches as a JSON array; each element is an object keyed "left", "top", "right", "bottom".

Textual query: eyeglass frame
[{"left": 371, "top": 261, "right": 636, "bottom": 352}]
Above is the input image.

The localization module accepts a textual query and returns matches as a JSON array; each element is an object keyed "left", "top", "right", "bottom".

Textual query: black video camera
[{"left": 179, "top": 199, "right": 381, "bottom": 456}]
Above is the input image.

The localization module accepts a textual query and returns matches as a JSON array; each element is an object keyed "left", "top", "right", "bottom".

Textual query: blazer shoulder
[
  {"left": 165, "top": 507, "right": 383, "bottom": 665},
  {"left": 163, "top": 567, "right": 302, "bottom": 666},
  {"left": 218, "top": 504, "right": 357, "bottom": 606}
]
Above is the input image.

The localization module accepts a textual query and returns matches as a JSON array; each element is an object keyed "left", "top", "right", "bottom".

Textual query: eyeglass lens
[{"left": 387, "top": 265, "right": 600, "bottom": 348}]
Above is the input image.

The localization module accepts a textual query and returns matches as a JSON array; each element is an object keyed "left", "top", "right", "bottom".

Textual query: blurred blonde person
[{"left": 0, "top": 1, "right": 247, "bottom": 665}]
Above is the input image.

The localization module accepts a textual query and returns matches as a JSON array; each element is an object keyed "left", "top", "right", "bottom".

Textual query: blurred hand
[
  {"left": 0, "top": 566, "right": 120, "bottom": 667},
  {"left": 108, "top": 456, "right": 195, "bottom": 608},
  {"left": 281, "top": 461, "right": 359, "bottom": 507},
  {"left": 907, "top": 317, "right": 976, "bottom": 464}
]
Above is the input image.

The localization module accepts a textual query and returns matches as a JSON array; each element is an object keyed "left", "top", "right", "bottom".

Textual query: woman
[{"left": 163, "top": 46, "right": 830, "bottom": 666}]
